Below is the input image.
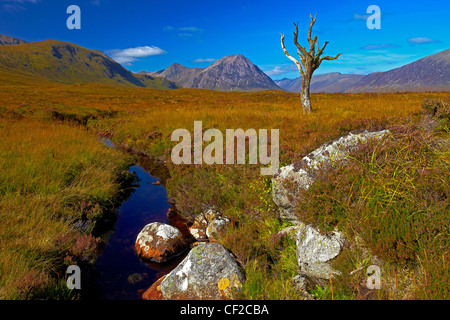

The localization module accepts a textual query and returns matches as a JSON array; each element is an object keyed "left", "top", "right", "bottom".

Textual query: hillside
[
  {"left": 346, "top": 49, "right": 450, "bottom": 92},
  {"left": 276, "top": 73, "right": 364, "bottom": 93},
  {"left": 0, "top": 37, "right": 178, "bottom": 89},
  {"left": 142, "top": 54, "right": 282, "bottom": 91},
  {"left": 0, "top": 35, "right": 28, "bottom": 46}
]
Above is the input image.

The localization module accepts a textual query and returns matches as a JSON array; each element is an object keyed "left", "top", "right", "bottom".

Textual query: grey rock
[
  {"left": 272, "top": 129, "right": 390, "bottom": 223},
  {"left": 206, "top": 217, "right": 231, "bottom": 242},
  {"left": 295, "top": 223, "right": 345, "bottom": 279},
  {"left": 160, "top": 243, "right": 245, "bottom": 300}
]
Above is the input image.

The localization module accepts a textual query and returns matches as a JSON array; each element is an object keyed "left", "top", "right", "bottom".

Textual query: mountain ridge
[
  {"left": 0, "top": 35, "right": 178, "bottom": 89},
  {"left": 346, "top": 49, "right": 450, "bottom": 92},
  {"left": 275, "top": 72, "right": 365, "bottom": 93},
  {"left": 141, "top": 54, "right": 282, "bottom": 92},
  {"left": 277, "top": 49, "right": 450, "bottom": 93}
]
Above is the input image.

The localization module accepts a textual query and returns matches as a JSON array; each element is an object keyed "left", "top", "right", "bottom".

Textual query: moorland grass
[
  {"left": 0, "top": 76, "right": 448, "bottom": 299},
  {"left": 0, "top": 118, "right": 132, "bottom": 299}
]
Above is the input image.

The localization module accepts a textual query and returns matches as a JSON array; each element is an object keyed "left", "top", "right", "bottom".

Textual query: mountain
[
  {"left": 0, "top": 35, "right": 28, "bottom": 46},
  {"left": 142, "top": 54, "right": 282, "bottom": 91},
  {"left": 276, "top": 73, "right": 364, "bottom": 93},
  {"left": 141, "top": 63, "right": 204, "bottom": 88},
  {"left": 0, "top": 36, "right": 178, "bottom": 89},
  {"left": 346, "top": 49, "right": 450, "bottom": 92}
]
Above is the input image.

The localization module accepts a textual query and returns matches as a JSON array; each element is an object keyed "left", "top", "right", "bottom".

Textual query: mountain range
[
  {"left": 276, "top": 49, "right": 450, "bottom": 93},
  {"left": 0, "top": 35, "right": 178, "bottom": 89},
  {"left": 0, "top": 34, "right": 448, "bottom": 93},
  {"left": 275, "top": 73, "right": 365, "bottom": 93},
  {"left": 345, "top": 49, "right": 450, "bottom": 92},
  {"left": 140, "top": 54, "right": 281, "bottom": 91}
]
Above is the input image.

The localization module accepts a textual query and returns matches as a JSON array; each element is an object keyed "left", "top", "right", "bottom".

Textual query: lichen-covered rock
[
  {"left": 272, "top": 129, "right": 390, "bottom": 223},
  {"left": 188, "top": 220, "right": 208, "bottom": 241},
  {"left": 206, "top": 217, "right": 231, "bottom": 242},
  {"left": 188, "top": 209, "right": 220, "bottom": 241},
  {"left": 142, "top": 275, "right": 166, "bottom": 300},
  {"left": 135, "top": 222, "right": 189, "bottom": 263},
  {"left": 295, "top": 223, "right": 345, "bottom": 279},
  {"left": 160, "top": 243, "right": 245, "bottom": 300}
]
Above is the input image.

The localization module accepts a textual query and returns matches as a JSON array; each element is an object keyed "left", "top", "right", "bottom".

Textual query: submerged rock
[
  {"left": 135, "top": 222, "right": 189, "bottom": 263},
  {"left": 127, "top": 273, "right": 145, "bottom": 284},
  {"left": 272, "top": 129, "right": 390, "bottom": 223},
  {"left": 160, "top": 243, "right": 245, "bottom": 300}
]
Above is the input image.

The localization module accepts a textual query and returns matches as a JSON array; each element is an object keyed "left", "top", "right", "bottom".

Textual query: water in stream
[{"left": 90, "top": 140, "right": 182, "bottom": 299}]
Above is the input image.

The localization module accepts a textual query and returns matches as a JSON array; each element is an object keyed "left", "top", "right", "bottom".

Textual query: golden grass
[
  {"left": 0, "top": 76, "right": 448, "bottom": 299},
  {"left": 0, "top": 118, "right": 131, "bottom": 299}
]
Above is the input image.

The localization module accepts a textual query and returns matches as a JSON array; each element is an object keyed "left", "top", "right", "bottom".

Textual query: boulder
[
  {"left": 272, "top": 129, "right": 389, "bottom": 223},
  {"left": 142, "top": 275, "right": 166, "bottom": 300},
  {"left": 295, "top": 223, "right": 345, "bottom": 279},
  {"left": 127, "top": 273, "right": 145, "bottom": 284},
  {"left": 135, "top": 222, "right": 189, "bottom": 263},
  {"left": 206, "top": 217, "right": 231, "bottom": 242},
  {"left": 188, "top": 209, "right": 220, "bottom": 241},
  {"left": 160, "top": 243, "right": 245, "bottom": 300}
]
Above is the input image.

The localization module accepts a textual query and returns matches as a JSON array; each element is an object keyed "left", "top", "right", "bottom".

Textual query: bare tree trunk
[
  {"left": 300, "top": 73, "right": 312, "bottom": 113},
  {"left": 280, "top": 15, "right": 342, "bottom": 113}
]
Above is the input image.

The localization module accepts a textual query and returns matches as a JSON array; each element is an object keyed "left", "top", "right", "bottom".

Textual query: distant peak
[{"left": 0, "top": 34, "right": 28, "bottom": 46}]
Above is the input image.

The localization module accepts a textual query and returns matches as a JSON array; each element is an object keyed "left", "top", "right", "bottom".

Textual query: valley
[{"left": 0, "top": 34, "right": 448, "bottom": 301}]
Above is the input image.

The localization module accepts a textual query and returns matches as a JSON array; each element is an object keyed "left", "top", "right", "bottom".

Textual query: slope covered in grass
[
  {"left": 0, "top": 118, "right": 133, "bottom": 299},
  {"left": 0, "top": 39, "right": 178, "bottom": 89},
  {"left": 0, "top": 69, "right": 448, "bottom": 299}
]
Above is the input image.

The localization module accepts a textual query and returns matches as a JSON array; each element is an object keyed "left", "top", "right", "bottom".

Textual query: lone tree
[{"left": 281, "top": 14, "right": 342, "bottom": 113}]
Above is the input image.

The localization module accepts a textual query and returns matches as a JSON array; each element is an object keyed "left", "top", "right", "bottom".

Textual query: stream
[{"left": 88, "top": 139, "right": 184, "bottom": 300}]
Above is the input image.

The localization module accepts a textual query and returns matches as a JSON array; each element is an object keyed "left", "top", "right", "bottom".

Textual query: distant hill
[
  {"left": 346, "top": 49, "right": 450, "bottom": 92},
  {"left": 141, "top": 63, "right": 204, "bottom": 88},
  {"left": 142, "top": 54, "right": 282, "bottom": 91},
  {"left": 276, "top": 50, "right": 450, "bottom": 93},
  {"left": 0, "top": 35, "right": 28, "bottom": 46},
  {"left": 276, "top": 73, "right": 364, "bottom": 93},
  {"left": 0, "top": 35, "right": 178, "bottom": 89}
]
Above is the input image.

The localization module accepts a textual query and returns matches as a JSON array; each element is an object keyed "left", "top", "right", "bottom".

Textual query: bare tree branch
[
  {"left": 280, "top": 14, "right": 341, "bottom": 113},
  {"left": 293, "top": 23, "right": 308, "bottom": 57},
  {"left": 280, "top": 33, "right": 305, "bottom": 77},
  {"left": 319, "top": 53, "right": 342, "bottom": 64}
]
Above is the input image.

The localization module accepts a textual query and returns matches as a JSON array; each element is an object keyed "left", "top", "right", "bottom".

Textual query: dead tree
[{"left": 281, "top": 14, "right": 342, "bottom": 113}]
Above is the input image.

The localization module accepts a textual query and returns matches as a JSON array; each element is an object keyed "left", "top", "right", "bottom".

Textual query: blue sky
[{"left": 0, "top": 0, "right": 448, "bottom": 80}]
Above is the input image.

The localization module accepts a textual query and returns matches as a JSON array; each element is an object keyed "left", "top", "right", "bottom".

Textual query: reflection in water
[{"left": 92, "top": 139, "right": 180, "bottom": 299}]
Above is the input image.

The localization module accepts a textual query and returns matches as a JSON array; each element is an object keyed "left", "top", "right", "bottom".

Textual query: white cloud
[
  {"left": 178, "top": 27, "right": 203, "bottom": 32},
  {"left": 408, "top": 37, "right": 439, "bottom": 44},
  {"left": 1, "top": 0, "right": 40, "bottom": 11},
  {"left": 107, "top": 46, "right": 167, "bottom": 65},
  {"left": 164, "top": 26, "right": 203, "bottom": 32},
  {"left": 264, "top": 65, "right": 298, "bottom": 76},
  {"left": 353, "top": 13, "right": 370, "bottom": 20},
  {"left": 163, "top": 26, "right": 204, "bottom": 39},
  {"left": 361, "top": 44, "right": 399, "bottom": 50},
  {"left": 193, "top": 58, "right": 216, "bottom": 63},
  {"left": 1, "top": 0, "right": 40, "bottom": 3}
]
